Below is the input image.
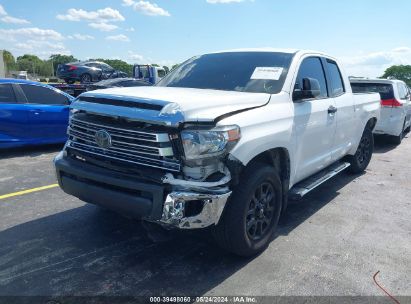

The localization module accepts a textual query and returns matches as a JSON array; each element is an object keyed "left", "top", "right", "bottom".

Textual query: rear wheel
[
  {"left": 80, "top": 73, "right": 92, "bottom": 83},
  {"left": 390, "top": 119, "right": 406, "bottom": 145},
  {"left": 347, "top": 127, "right": 374, "bottom": 174},
  {"left": 213, "top": 162, "right": 282, "bottom": 257}
]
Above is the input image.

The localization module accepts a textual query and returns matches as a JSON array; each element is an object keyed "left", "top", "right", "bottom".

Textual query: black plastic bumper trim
[{"left": 55, "top": 155, "right": 165, "bottom": 220}]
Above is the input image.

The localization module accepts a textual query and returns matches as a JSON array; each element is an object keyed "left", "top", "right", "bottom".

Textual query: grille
[{"left": 67, "top": 116, "right": 181, "bottom": 172}]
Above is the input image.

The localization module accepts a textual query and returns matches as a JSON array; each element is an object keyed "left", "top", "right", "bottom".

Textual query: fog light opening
[{"left": 184, "top": 200, "right": 206, "bottom": 217}]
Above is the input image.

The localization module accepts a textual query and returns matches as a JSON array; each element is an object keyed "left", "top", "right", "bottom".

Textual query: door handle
[{"left": 328, "top": 106, "right": 338, "bottom": 114}]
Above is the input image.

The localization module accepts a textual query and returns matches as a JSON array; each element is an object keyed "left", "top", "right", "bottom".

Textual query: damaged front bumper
[
  {"left": 160, "top": 191, "right": 231, "bottom": 229},
  {"left": 159, "top": 170, "right": 232, "bottom": 229},
  {"left": 54, "top": 152, "right": 232, "bottom": 230}
]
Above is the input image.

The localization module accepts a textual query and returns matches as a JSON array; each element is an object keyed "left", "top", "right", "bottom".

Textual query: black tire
[
  {"left": 80, "top": 73, "right": 92, "bottom": 83},
  {"left": 213, "top": 162, "right": 282, "bottom": 257},
  {"left": 65, "top": 79, "right": 75, "bottom": 84},
  {"left": 390, "top": 119, "right": 406, "bottom": 145},
  {"left": 346, "top": 127, "right": 374, "bottom": 174}
]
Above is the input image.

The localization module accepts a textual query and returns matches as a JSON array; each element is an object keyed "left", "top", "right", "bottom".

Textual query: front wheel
[
  {"left": 347, "top": 127, "right": 374, "bottom": 174},
  {"left": 213, "top": 162, "right": 282, "bottom": 257}
]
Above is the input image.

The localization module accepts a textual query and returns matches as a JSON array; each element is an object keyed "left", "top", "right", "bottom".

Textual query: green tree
[
  {"left": 2, "top": 50, "right": 16, "bottom": 72},
  {"left": 382, "top": 65, "right": 411, "bottom": 86},
  {"left": 38, "top": 60, "right": 54, "bottom": 77},
  {"left": 171, "top": 64, "right": 179, "bottom": 70},
  {"left": 15, "top": 54, "right": 55, "bottom": 77},
  {"left": 163, "top": 66, "right": 170, "bottom": 74},
  {"left": 16, "top": 54, "right": 43, "bottom": 75}
]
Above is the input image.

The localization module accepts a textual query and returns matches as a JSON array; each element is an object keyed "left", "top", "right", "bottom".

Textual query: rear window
[
  {"left": 351, "top": 82, "right": 394, "bottom": 100},
  {"left": 157, "top": 52, "right": 294, "bottom": 94}
]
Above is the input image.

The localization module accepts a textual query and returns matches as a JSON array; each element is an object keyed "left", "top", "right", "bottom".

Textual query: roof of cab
[
  {"left": 210, "top": 48, "right": 330, "bottom": 56},
  {"left": 211, "top": 48, "right": 299, "bottom": 54},
  {"left": 207, "top": 48, "right": 335, "bottom": 61}
]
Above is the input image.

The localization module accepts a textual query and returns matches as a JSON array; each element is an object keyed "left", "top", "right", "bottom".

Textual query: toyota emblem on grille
[{"left": 95, "top": 129, "right": 112, "bottom": 149}]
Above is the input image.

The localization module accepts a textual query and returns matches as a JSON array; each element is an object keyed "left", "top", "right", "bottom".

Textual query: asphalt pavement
[{"left": 0, "top": 137, "right": 410, "bottom": 300}]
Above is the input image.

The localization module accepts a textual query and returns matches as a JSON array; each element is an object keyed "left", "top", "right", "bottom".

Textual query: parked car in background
[
  {"left": 57, "top": 61, "right": 128, "bottom": 84},
  {"left": 133, "top": 65, "right": 167, "bottom": 84},
  {"left": 351, "top": 78, "right": 411, "bottom": 144},
  {"left": 55, "top": 49, "right": 380, "bottom": 256},
  {"left": 86, "top": 77, "right": 152, "bottom": 91},
  {"left": 0, "top": 79, "right": 74, "bottom": 149}
]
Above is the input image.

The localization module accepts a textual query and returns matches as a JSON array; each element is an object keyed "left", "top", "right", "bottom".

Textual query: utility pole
[{"left": 0, "top": 50, "right": 5, "bottom": 78}]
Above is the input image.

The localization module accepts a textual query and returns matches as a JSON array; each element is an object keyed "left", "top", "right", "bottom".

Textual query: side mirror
[
  {"left": 65, "top": 97, "right": 73, "bottom": 105},
  {"left": 293, "top": 77, "right": 321, "bottom": 102}
]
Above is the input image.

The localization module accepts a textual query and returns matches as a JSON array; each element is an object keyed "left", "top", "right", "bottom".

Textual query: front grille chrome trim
[
  {"left": 68, "top": 135, "right": 164, "bottom": 157},
  {"left": 67, "top": 141, "right": 181, "bottom": 172},
  {"left": 68, "top": 115, "right": 181, "bottom": 172},
  {"left": 70, "top": 118, "right": 170, "bottom": 142},
  {"left": 68, "top": 128, "right": 173, "bottom": 156}
]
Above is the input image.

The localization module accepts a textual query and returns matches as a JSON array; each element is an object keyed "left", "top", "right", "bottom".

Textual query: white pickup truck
[{"left": 54, "top": 49, "right": 380, "bottom": 256}]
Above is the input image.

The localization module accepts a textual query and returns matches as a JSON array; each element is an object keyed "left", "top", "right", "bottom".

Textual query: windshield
[
  {"left": 156, "top": 52, "right": 294, "bottom": 94},
  {"left": 351, "top": 82, "right": 394, "bottom": 100}
]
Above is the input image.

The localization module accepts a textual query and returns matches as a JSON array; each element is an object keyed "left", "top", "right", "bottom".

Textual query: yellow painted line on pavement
[{"left": 0, "top": 184, "right": 59, "bottom": 200}]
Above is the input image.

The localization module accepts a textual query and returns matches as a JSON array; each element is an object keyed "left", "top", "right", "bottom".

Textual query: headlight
[{"left": 181, "top": 125, "right": 241, "bottom": 160}]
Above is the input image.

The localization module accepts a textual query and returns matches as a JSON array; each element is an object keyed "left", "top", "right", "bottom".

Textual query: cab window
[
  {"left": 157, "top": 69, "right": 166, "bottom": 78},
  {"left": 139, "top": 66, "right": 150, "bottom": 79},
  {"left": 326, "top": 59, "right": 345, "bottom": 97}
]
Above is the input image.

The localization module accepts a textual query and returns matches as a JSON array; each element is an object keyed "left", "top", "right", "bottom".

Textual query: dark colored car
[
  {"left": 56, "top": 61, "right": 128, "bottom": 84},
  {"left": 86, "top": 77, "right": 152, "bottom": 91},
  {"left": 0, "top": 79, "right": 74, "bottom": 149}
]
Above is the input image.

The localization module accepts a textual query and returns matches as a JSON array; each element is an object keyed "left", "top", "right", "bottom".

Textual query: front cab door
[
  {"left": 18, "top": 84, "right": 70, "bottom": 143},
  {"left": 292, "top": 56, "right": 337, "bottom": 183}
]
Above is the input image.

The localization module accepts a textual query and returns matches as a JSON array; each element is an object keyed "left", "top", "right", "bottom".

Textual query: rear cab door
[
  {"left": 292, "top": 56, "right": 337, "bottom": 182},
  {"left": 323, "top": 58, "right": 357, "bottom": 161},
  {"left": 0, "top": 83, "right": 30, "bottom": 147},
  {"left": 17, "top": 84, "right": 70, "bottom": 142}
]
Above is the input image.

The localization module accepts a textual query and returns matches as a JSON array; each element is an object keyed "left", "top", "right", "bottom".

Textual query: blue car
[{"left": 0, "top": 79, "right": 74, "bottom": 149}]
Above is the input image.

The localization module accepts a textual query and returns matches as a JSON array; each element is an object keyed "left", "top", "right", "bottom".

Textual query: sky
[{"left": 0, "top": 0, "right": 410, "bottom": 77}]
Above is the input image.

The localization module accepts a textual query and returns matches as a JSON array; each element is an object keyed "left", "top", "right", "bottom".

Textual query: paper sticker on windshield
[{"left": 251, "top": 67, "right": 283, "bottom": 80}]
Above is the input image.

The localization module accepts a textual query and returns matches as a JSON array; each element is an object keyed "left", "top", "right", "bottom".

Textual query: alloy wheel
[
  {"left": 246, "top": 182, "right": 275, "bottom": 241},
  {"left": 356, "top": 135, "right": 371, "bottom": 165}
]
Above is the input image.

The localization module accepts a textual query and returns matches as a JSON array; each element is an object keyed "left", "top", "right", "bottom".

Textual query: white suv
[{"left": 351, "top": 78, "right": 411, "bottom": 144}]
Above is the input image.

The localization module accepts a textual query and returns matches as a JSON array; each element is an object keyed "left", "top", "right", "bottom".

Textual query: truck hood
[{"left": 75, "top": 86, "right": 271, "bottom": 126}]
